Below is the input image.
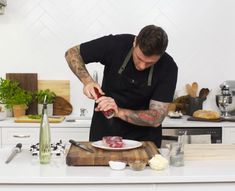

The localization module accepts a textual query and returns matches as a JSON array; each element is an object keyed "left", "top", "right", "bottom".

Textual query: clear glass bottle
[{"left": 39, "top": 100, "right": 51, "bottom": 164}]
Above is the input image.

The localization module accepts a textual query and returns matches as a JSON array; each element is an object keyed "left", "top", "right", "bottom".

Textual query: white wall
[{"left": 1, "top": 0, "right": 235, "bottom": 116}]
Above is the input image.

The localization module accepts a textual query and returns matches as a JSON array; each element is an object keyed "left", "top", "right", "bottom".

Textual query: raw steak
[{"left": 102, "top": 136, "right": 124, "bottom": 148}]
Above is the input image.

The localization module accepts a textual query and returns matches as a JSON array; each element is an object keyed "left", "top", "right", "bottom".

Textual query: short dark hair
[{"left": 136, "top": 25, "right": 168, "bottom": 56}]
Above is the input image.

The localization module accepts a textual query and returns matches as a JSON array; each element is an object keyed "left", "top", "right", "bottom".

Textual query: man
[{"left": 65, "top": 25, "right": 178, "bottom": 147}]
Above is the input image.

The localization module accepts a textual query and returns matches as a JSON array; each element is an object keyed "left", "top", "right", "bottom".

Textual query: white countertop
[
  {"left": 0, "top": 147, "right": 235, "bottom": 184},
  {"left": 1, "top": 116, "right": 235, "bottom": 129},
  {"left": 0, "top": 117, "right": 91, "bottom": 128},
  {"left": 162, "top": 116, "right": 235, "bottom": 128}
]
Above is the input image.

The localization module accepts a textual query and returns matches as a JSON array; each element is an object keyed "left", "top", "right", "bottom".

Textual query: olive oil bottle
[{"left": 39, "top": 96, "right": 51, "bottom": 164}]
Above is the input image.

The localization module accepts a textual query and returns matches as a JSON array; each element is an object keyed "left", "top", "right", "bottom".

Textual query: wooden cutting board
[
  {"left": 38, "top": 80, "right": 70, "bottom": 101},
  {"left": 6, "top": 73, "right": 38, "bottom": 115},
  {"left": 66, "top": 141, "right": 159, "bottom": 166},
  {"left": 184, "top": 144, "right": 235, "bottom": 160},
  {"left": 53, "top": 96, "right": 73, "bottom": 115},
  {"left": 14, "top": 115, "right": 65, "bottom": 123},
  {"left": 187, "top": 116, "right": 235, "bottom": 122}
]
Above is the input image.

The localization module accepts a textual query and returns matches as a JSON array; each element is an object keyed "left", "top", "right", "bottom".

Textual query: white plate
[{"left": 91, "top": 139, "right": 142, "bottom": 151}]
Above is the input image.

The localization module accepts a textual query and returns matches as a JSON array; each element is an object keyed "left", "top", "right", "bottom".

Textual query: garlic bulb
[{"left": 149, "top": 154, "right": 168, "bottom": 170}]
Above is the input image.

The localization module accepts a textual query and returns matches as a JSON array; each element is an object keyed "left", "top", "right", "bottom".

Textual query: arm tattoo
[
  {"left": 119, "top": 100, "right": 169, "bottom": 127},
  {"left": 65, "top": 45, "right": 93, "bottom": 85}
]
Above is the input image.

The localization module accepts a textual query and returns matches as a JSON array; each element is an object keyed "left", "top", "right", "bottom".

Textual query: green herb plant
[
  {"left": 0, "top": 77, "right": 32, "bottom": 108},
  {"left": 36, "top": 89, "right": 56, "bottom": 104}
]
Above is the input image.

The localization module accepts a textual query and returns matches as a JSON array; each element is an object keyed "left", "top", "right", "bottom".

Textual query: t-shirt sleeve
[
  {"left": 80, "top": 35, "right": 114, "bottom": 65},
  {"left": 151, "top": 61, "right": 178, "bottom": 103}
]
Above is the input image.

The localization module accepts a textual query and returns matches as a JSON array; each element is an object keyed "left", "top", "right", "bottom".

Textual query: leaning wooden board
[
  {"left": 14, "top": 116, "right": 65, "bottom": 123},
  {"left": 184, "top": 144, "right": 235, "bottom": 160},
  {"left": 66, "top": 141, "right": 159, "bottom": 166},
  {"left": 6, "top": 73, "right": 38, "bottom": 115},
  {"left": 38, "top": 80, "right": 70, "bottom": 102}
]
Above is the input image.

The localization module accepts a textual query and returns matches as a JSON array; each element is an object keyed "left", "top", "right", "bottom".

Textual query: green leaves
[
  {"left": 0, "top": 77, "right": 33, "bottom": 108},
  {"left": 36, "top": 89, "right": 56, "bottom": 104}
]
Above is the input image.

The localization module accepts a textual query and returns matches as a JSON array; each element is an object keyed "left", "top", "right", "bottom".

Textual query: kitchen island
[{"left": 0, "top": 147, "right": 235, "bottom": 191}]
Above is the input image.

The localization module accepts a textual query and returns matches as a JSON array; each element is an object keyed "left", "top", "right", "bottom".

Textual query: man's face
[{"left": 132, "top": 45, "right": 160, "bottom": 71}]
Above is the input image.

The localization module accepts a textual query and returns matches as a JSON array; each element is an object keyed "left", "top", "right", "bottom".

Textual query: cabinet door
[
  {"left": 222, "top": 127, "right": 235, "bottom": 144},
  {"left": 2, "top": 128, "right": 39, "bottom": 147},
  {"left": 1, "top": 127, "right": 89, "bottom": 147},
  {"left": 51, "top": 128, "right": 89, "bottom": 143}
]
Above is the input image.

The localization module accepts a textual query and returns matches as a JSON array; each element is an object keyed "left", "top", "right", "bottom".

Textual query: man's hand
[
  {"left": 83, "top": 82, "right": 105, "bottom": 100},
  {"left": 95, "top": 96, "right": 119, "bottom": 115}
]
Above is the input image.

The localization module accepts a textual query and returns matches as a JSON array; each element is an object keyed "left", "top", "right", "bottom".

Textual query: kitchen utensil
[
  {"left": 169, "top": 142, "right": 184, "bottom": 167},
  {"left": 216, "top": 81, "right": 235, "bottom": 116},
  {"left": 186, "top": 84, "right": 194, "bottom": 98},
  {"left": 199, "top": 88, "right": 210, "bottom": 99},
  {"left": 53, "top": 96, "right": 73, "bottom": 115},
  {"left": 5, "top": 143, "right": 22, "bottom": 164},
  {"left": 94, "top": 87, "right": 114, "bottom": 119},
  {"left": 216, "top": 85, "right": 233, "bottom": 118},
  {"left": 6, "top": 73, "right": 38, "bottom": 114},
  {"left": 66, "top": 141, "right": 158, "bottom": 166},
  {"left": 69, "top": 139, "right": 94, "bottom": 153},
  {"left": 191, "top": 82, "right": 198, "bottom": 98}
]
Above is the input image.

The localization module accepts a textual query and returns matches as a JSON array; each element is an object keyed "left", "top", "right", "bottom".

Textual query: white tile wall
[{"left": 1, "top": 0, "right": 235, "bottom": 115}]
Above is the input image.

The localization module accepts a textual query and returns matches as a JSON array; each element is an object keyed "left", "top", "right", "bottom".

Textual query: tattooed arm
[
  {"left": 95, "top": 96, "right": 169, "bottom": 127},
  {"left": 116, "top": 100, "right": 169, "bottom": 127},
  {"left": 65, "top": 45, "right": 104, "bottom": 99},
  {"left": 117, "top": 100, "right": 169, "bottom": 127}
]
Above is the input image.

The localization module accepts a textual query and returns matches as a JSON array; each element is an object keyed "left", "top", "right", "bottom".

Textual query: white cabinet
[
  {"left": 222, "top": 126, "right": 235, "bottom": 144},
  {"left": 1, "top": 127, "right": 89, "bottom": 147}
]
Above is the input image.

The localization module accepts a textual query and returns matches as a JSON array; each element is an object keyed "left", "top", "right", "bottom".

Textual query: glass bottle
[{"left": 39, "top": 97, "right": 51, "bottom": 164}]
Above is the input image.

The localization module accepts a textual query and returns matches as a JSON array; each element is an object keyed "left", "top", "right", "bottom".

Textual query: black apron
[{"left": 89, "top": 48, "right": 162, "bottom": 147}]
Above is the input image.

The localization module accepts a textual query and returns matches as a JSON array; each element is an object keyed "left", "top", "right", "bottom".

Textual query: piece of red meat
[{"left": 102, "top": 136, "right": 124, "bottom": 148}]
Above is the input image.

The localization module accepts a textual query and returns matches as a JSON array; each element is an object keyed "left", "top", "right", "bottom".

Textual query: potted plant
[
  {"left": 0, "top": 77, "right": 33, "bottom": 117},
  {"left": 9, "top": 88, "right": 33, "bottom": 117},
  {"left": 36, "top": 89, "right": 56, "bottom": 116}
]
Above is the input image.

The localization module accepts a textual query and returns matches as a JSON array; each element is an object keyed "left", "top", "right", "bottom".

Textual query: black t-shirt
[{"left": 80, "top": 34, "right": 178, "bottom": 147}]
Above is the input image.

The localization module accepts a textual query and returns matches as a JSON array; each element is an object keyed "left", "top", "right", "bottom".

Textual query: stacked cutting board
[
  {"left": 6, "top": 73, "right": 73, "bottom": 117},
  {"left": 184, "top": 144, "right": 235, "bottom": 160}
]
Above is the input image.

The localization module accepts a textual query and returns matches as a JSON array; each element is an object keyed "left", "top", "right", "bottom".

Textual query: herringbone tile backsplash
[{"left": 1, "top": 0, "right": 235, "bottom": 114}]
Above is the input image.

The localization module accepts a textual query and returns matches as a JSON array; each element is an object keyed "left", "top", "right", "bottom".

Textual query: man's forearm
[
  {"left": 65, "top": 45, "right": 93, "bottom": 85},
  {"left": 116, "top": 108, "right": 166, "bottom": 127}
]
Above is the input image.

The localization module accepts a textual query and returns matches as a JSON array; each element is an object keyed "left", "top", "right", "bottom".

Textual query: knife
[
  {"left": 5, "top": 143, "right": 22, "bottom": 164},
  {"left": 69, "top": 139, "right": 94, "bottom": 153}
]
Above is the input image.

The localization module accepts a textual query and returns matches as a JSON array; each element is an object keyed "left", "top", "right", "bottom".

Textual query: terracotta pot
[{"left": 12, "top": 104, "right": 28, "bottom": 117}]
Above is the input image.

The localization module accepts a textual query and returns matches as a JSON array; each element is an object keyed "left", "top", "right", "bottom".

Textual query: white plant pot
[
  {"left": 38, "top": 103, "right": 53, "bottom": 116},
  {"left": 0, "top": 104, "right": 12, "bottom": 117},
  {"left": 0, "top": 111, "right": 7, "bottom": 120}
]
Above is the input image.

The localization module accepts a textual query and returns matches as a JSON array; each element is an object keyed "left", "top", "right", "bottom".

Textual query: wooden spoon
[
  {"left": 186, "top": 84, "right": 194, "bottom": 98},
  {"left": 191, "top": 82, "right": 198, "bottom": 98}
]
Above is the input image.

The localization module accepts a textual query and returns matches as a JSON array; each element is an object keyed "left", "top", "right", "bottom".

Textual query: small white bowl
[{"left": 108, "top": 161, "right": 126, "bottom": 170}]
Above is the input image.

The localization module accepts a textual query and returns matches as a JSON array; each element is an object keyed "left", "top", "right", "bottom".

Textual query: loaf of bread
[{"left": 193, "top": 110, "right": 220, "bottom": 119}]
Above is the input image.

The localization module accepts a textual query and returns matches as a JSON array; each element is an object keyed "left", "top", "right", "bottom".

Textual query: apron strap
[
  {"left": 147, "top": 65, "right": 154, "bottom": 86},
  {"left": 118, "top": 47, "right": 154, "bottom": 86},
  {"left": 118, "top": 48, "right": 133, "bottom": 74}
]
